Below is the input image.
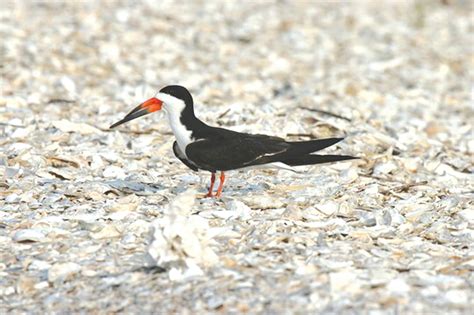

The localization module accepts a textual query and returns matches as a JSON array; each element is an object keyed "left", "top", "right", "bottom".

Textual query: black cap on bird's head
[
  {"left": 159, "top": 85, "right": 193, "bottom": 107},
  {"left": 109, "top": 85, "right": 193, "bottom": 129}
]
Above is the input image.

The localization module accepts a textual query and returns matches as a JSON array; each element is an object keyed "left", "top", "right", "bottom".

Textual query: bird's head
[{"left": 110, "top": 85, "right": 193, "bottom": 129}]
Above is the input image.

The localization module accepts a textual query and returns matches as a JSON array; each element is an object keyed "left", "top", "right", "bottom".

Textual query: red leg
[
  {"left": 205, "top": 172, "right": 216, "bottom": 197},
  {"left": 215, "top": 171, "right": 225, "bottom": 198}
]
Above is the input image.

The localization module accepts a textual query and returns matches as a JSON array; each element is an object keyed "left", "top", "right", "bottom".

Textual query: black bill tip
[
  {"left": 109, "top": 120, "right": 126, "bottom": 129},
  {"left": 109, "top": 107, "right": 149, "bottom": 129}
]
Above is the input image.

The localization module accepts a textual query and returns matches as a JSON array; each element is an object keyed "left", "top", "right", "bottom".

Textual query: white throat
[{"left": 155, "top": 92, "right": 193, "bottom": 157}]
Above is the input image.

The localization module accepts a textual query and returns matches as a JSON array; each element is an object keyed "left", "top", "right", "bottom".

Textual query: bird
[{"left": 110, "top": 85, "right": 356, "bottom": 198}]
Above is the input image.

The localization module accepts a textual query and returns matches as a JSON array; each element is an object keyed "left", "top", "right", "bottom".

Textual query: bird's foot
[{"left": 203, "top": 192, "right": 223, "bottom": 198}]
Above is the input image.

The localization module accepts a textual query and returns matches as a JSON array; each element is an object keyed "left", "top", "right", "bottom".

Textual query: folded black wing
[{"left": 185, "top": 133, "right": 289, "bottom": 172}]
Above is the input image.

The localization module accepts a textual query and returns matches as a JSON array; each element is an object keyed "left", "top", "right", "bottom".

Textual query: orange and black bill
[{"left": 109, "top": 97, "right": 163, "bottom": 129}]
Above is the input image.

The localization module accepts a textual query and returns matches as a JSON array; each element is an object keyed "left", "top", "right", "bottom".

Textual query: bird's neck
[{"left": 167, "top": 106, "right": 207, "bottom": 153}]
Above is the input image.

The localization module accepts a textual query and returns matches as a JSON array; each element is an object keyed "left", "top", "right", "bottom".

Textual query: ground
[{"left": 1, "top": 1, "right": 473, "bottom": 314}]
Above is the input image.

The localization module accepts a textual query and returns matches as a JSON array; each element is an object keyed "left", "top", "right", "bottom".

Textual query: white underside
[
  {"left": 156, "top": 92, "right": 194, "bottom": 157},
  {"left": 170, "top": 120, "right": 193, "bottom": 158},
  {"left": 173, "top": 142, "right": 187, "bottom": 159}
]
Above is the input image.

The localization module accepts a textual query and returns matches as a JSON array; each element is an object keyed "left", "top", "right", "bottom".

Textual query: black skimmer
[{"left": 110, "top": 85, "right": 355, "bottom": 197}]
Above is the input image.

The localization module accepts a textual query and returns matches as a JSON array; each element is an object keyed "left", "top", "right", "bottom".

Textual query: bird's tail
[
  {"left": 287, "top": 137, "right": 345, "bottom": 155},
  {"left": 281, "top": 154, "right": 357, "bottom": 166}
]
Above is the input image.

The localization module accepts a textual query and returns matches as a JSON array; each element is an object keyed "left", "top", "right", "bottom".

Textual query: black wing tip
[
  {"left": 332, "top": 137, "right": 345, "bottom": 144},
  {"left": 315, "top": 137, "right": 346, "bottom": 146},
  {"left": 282, "top": 154, "right": 358, "bottom": 166},
  {"left": 324, "top": 155, "right": 359, "bottom": 162},
  {"left": 340, "top": 155, "right": 359, "bottom": 161}
]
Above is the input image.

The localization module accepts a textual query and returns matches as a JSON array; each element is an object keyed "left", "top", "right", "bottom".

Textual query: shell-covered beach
[{"left": 1, "top": 1, "right": 473, "bottom": 313}]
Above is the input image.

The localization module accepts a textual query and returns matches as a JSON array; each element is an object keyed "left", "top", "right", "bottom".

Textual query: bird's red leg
[
  {"left": 205, "top": 172, "right": 216, "bottom": 197},
  {"left": 215, "top": 171, "right": 225, "bottom": 198}
]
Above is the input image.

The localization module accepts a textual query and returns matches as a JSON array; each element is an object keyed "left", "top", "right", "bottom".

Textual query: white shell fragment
[
  {"left": 315, "top": 201, "right": 339, "bottom": 216},
  {"left": 90, "top": 224, "right": 122, "bottom": 239},
  {"left": 147, "top": 190, "right": 219, "bottom": 281},
  {"left": 1, "top": 1, "right": 472, "bottom": 313},
  {"left": 48, "top": 262, "right": 82, "bottom": 283},
  {"left": 107, "top": 195, "right": 140, "bottom": 212},
  {"left": 52, "top": 120, "right": 100, "bottom": 135},
  {"left": 13, "top": 229, "right": 47, "bottom": 243},
  {"left": 103, "top": 166, "right": 127, "bottom": 179}
]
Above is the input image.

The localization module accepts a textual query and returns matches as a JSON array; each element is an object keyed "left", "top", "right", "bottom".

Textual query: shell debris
[{"left": 1, "top": 1, "right": 472, "bottom": 314}]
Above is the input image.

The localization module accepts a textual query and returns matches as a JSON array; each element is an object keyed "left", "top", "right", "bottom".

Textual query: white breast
[
  {"left": 168, "top": 114, "right": 193, "bottom": 157},
  {"left": 156, "top": 92, "right": 194, "bottom": 157}
]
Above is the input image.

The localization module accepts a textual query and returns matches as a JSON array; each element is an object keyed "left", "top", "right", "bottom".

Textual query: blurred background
[{"left": 2, "top": 1, "right": 472, "bottom": 131}]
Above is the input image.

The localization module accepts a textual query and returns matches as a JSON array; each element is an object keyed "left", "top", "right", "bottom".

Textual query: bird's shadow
[{"left": 103, "top": 178, "right": 269, "bottom": 201}]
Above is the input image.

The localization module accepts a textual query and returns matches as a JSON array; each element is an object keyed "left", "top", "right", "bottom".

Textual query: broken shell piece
[
  {"left": 13, "top": 229, "right": 47, "bottom": 243},
  {"left": 48, "top": 262, "right": 81, "bottom": 283}
]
